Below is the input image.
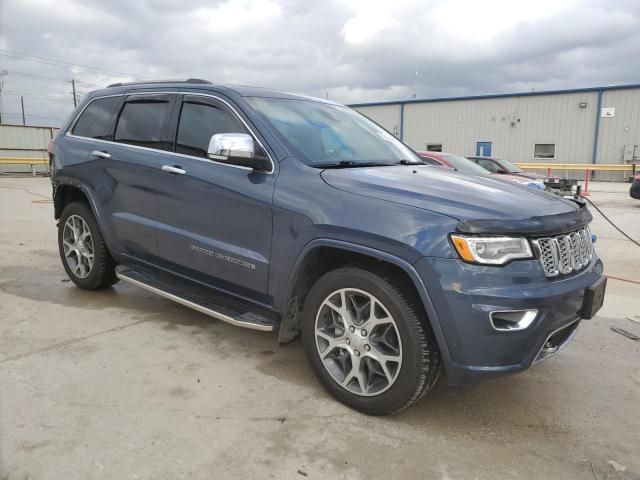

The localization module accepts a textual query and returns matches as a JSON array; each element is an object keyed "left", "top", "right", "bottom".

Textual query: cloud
[{"left": 0, "top": 0, "right": 638, "bottom": 126}]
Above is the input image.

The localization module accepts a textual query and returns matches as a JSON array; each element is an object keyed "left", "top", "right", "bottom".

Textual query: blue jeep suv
[{"left": 50, "top": 79, "right": 606, "bottom": 415}]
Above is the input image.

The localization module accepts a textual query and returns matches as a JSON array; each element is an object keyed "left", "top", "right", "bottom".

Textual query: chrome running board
[{"left": 116, "top": 266, "right": 277, "bottom": 332}]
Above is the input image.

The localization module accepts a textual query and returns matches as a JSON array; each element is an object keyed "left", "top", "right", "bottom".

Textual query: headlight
[{"left": 450, "top": 235, "right": 533, "bottom": 265}]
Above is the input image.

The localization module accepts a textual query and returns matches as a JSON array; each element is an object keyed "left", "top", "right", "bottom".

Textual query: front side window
[
  {"left": 175, "top": 101, "right": 247, "bottom": 158},
  {"left": 71, "top": 96, "right": 121, "bottom": 140},
  {"left": 114, "top": 99, "right": 172, "bottom": 150},
  {"left": 247, "top": 97, "right": 422, "bottom": 167}
]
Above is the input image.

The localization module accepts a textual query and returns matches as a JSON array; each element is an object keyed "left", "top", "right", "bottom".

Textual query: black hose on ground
[{"left": 582, "top": 196, "right": 640, "bottom": 248}]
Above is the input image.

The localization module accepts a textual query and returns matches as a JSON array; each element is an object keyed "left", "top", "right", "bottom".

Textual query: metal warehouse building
[
  {"left": 0, "top": 124, "right": 57, "bottom": 174},
  {"left": 351, "top": 84, "right": 640, "bottom": 181}
]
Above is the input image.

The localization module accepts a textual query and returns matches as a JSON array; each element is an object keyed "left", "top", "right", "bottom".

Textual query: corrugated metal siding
[
  {"left": 353, "top": 105, "right": 402, "bottom": 137},
  {"left": 401, "top": 92, "right": 598, "bottom": 167},
  {"left": 596, "top": 89, "right": 640, "bottom": 181},
  {"left": 351, "top": 87, "right": 640, "bottom": 181},
  {"left": 0, "top": 124, "right": 58, "bottom": 173}
]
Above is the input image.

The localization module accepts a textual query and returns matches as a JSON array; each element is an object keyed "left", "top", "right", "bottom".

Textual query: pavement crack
[
  {"left": 0, "top": 184, "right": 51, "bottom": 200},
  {"left": 0, "top": 319, "right": 150, "bottom": 364}
]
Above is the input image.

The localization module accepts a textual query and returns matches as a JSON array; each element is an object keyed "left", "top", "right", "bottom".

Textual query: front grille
[{"left": 531, "top": 226, "right": 593, "bottom": 278}]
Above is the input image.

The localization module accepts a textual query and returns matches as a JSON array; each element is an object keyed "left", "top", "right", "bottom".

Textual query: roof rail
[{"left": 107, "top": 78, "right": 212, "bottom": 88}]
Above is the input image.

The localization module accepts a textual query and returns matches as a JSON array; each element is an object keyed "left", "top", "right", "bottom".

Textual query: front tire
[
  {"left": 58, "top": 201, "right": 118, "bottom": 290},
  {"left": 301, "top": 266, "right": 440, "bottom": 415}
]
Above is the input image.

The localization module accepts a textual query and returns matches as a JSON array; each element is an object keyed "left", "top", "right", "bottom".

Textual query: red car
[
  {"left": 418, "top": 151, "right": 546, "bottom": 190},
  {"left": 466, "top": 156, "right": 547, "bottom": 181}
]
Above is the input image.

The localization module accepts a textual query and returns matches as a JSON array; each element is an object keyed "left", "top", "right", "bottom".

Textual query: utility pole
[
  {"left": 71, "top": 78, "right": 77, "bottom": 107},
  {"left": 21, "top": 96, "right": 26, "bottom": 125}
]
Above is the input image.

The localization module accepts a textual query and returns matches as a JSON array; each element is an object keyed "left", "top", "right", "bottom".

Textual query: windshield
[
  {"left": 498, "top": 158, "right": 524, "bottom": 173},
  {"left": 441, "top": 154, "right": 490, "bottom": 175},
  {"left": 247, "top": 97, "right": 423, "bottom": 167}
]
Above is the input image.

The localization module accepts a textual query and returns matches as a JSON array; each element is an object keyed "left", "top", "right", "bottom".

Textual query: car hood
[
  {"left": 512, "top": 171, "right": 547, "bottom": 180},
  {"left": 493, "top": 173, "right": 540, "bottom": 183},
  {"left": 321, "top": 165, "right": 590, "bottom": 235}
]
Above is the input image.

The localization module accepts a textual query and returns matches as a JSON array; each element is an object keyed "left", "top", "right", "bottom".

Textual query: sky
[{"left": 0, "top": 0, "right": 639, "bottom": 127}]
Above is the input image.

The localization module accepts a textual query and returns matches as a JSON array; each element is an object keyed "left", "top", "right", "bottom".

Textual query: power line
[
  {"left": 2, "top": 91, "right": 74, "bottom": 104},
  {"left": 3, "top": 70, "right": 100, "bottom": 88},
  {"left": 2, "top": 112, "right": 65, "bottom": 121},
  {"left": 0, "top": 49, "right": 148, "bottom": 80},
  {"left": 4, "top": 70, "right": 72, "bottom": 85}
]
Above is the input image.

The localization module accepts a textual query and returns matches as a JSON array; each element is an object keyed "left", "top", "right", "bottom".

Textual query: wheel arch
[
  {"left": 278, "top": 239, "right": 451, "bottom": 364},
  {"left": 53, "top": 179, "right": 116, "bottom": 257},
  {"left": 54, "top": 180, "right": 98, "bottom": 220}
]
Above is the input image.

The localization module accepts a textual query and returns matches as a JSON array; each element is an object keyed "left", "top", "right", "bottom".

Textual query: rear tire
[
  {"left": 58, "top": 201, "right": 118, "bottom": 290},
  {"left": 301, "top": 266, "right": 440, "bottom": 415}
]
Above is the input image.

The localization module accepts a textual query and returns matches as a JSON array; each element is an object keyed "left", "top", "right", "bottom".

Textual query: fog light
[{"left": 489, "top": 310, "right": 538, "bottom": 332}]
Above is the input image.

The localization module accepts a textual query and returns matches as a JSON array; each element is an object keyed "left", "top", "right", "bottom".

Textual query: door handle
[
  {"left": 92, "top": 150, "right": 111, "bottom": 159},
  {"left": 162, "top": 165, "right": 186, "bottom": 175}
]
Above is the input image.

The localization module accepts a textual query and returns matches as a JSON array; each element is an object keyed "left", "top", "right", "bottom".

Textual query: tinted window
[
  {"left": 477, "top": 159, "right": 500, "bottom": 173},
  {"left": 442, "top": 154, "right": 491, "bottom": 175},
  {"left": 175, "top": 101, "right": 247, "bottom": 158},
  {"left": 72, "top": 96, "right": 121, "bottom": 140},
  {"left": 114, "top": 100, "right": 172, "bottom": 150}
]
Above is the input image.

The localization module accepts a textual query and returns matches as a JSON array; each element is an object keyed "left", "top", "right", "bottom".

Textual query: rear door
[
  {"left": 105, "top": 93, "right": 177, "bottom": 262},
  {"left": 153, "top": 94, "right": 276, "bottom": 299}
]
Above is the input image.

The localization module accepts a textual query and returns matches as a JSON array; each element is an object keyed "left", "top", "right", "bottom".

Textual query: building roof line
[{"left": 348, "top": 82, "right": 640, "bottom": 108}]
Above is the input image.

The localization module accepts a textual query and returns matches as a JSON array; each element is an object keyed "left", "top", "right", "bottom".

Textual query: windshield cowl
[{"left": 312, "top": 159, "right": 425, "bottom": 169}]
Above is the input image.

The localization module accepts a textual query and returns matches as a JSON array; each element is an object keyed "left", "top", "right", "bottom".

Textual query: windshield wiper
[
  {"left": 314, "top": 160, "right": 395, "bottom": 169},
  {"left": 395, "top": 159, "right": 425, "bottom": 165}
]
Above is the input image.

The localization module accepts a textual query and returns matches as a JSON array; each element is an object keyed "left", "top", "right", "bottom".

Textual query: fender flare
[
  {"left": 281, "top": 238, "right": 452, "bottom": 363},
  {"left": 54, "top": 177, "right": 115, "bottom": 252}
]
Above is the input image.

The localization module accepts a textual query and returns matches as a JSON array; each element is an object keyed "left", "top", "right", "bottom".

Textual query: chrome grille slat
[{"left": 532, "top": 227, "right": 593, "bottom": 278}]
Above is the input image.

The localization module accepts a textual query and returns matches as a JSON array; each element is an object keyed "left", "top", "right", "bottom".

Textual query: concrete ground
[{"left": 1, "top": 177, "right": 639, "bottom": 480}]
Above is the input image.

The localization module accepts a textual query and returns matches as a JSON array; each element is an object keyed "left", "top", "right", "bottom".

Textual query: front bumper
[{"left": 415, "top": 254, "right": 604, "bottom": 389}]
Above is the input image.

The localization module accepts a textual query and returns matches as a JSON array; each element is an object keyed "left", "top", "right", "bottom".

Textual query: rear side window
[
  {"left": 175, "top": 101, "right": 247, "bottom": 158},
  {"left": 477, "top": 159, "right": 500, "bottom": 173},
  {"left": 71, "top": 96, "right": 121, "bottom": 140},
  {"left": 115, "top": 100, "right": 173, "bottom": 150}
]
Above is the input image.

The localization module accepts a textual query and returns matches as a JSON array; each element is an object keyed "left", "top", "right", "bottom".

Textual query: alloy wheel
[
  {"left": 314, "top": 288, "right": 403, "bottom": 396},
  {"left": 62, "top": 215, "right": 95, "bottom": 279}
]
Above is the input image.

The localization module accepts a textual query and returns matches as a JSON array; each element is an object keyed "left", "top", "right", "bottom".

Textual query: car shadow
[{"left": 0, "top": 262, "right": 575, "bottom": 434}]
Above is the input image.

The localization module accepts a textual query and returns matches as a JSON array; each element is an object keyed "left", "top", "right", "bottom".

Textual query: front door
[
  {"left": 154, "top": 94, "right": 275, "bottom": 300},
  {"left": 476, "top": 141, "right": 492, "bottom": 157}
]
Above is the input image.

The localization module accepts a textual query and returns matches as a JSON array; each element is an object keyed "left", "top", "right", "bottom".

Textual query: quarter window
[
  {"left": 71, "top": 96, "right": 121, "bottom": 140},
  {"left": 114, "top": 100, "right": 173, "bottom": 150},
  {"left": 426, "top": 143, "right": 442, "bottom": 152},
  {"left": 534, "top": 143, "right": 555, "bottom": 159},
  {"left": 175, "top": 101, "right": 247, "bottom": 158}
]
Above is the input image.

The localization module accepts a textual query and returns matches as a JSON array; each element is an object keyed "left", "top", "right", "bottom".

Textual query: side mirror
[{"left": 207, "top": 133, "right": 270, "bottom": 171}]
